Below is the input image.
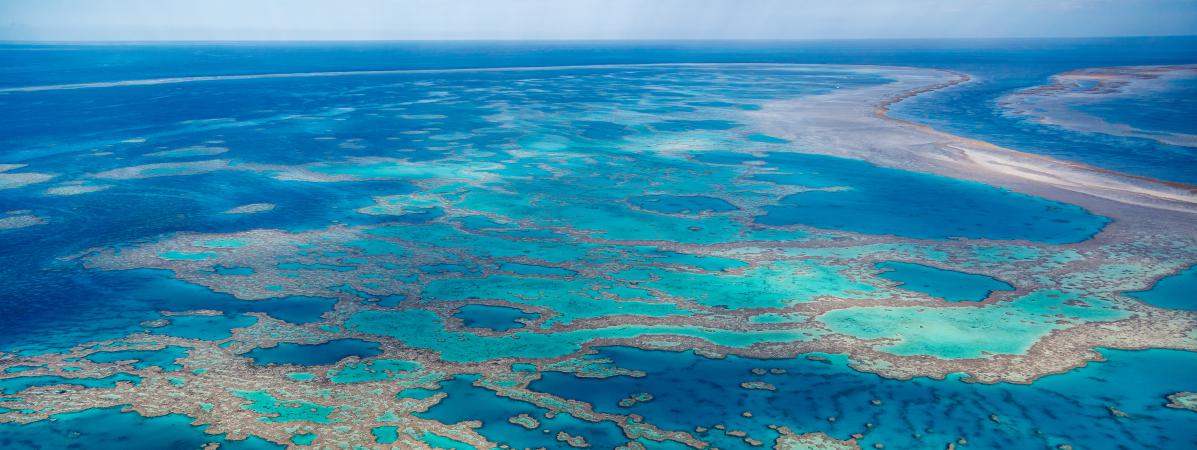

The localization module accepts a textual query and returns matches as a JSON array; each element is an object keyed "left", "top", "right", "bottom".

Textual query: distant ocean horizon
[{"left": 5, "top": 36, "right": 1195, "bottom": 181}]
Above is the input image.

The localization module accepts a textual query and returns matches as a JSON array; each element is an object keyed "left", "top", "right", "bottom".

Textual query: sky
[{"left": 2, "top": 0, "right": 1197, "bottom": 41}]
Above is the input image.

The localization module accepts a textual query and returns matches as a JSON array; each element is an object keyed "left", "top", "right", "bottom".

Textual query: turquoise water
[
  {"left": 290, "top": 432, "right": 317, "bottom": 445},
  {"left": 497, "top": 262, "right": 578, "bottom": 277},
  {"left": 417, "top": 432, "right": 476, "bottom": 449},
  {"left": 628, "top": 194, "right": 739, "bottom": 215},
  {"left": 234, "top": 390, "right": 336, "bottom": 424},
  {"left": 816, "top": 289, "right": 1129, "bottom": 359},
  {"left": 875, "top": 261, "right": 1014, "bottom": 302},
  {"left": 0, "top": 40, "right": 1193, "bottom": 448},
  {"left": 750, "top": 152, "right": 1107, "bottom": 243}
]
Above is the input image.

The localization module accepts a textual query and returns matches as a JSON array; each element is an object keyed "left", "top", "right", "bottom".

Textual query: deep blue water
[
  {"left": 1075, "top": 77, "right": 1197, "bottom": 136},
  {"left": 1129, "top": 265, "right": 1197, "bottom": 310},
  {"left": 875, "top": 261, "right": 1014, "bottom": 302},
  {"left": 0, "top": 406, "right": 282, "bottom": 450},
  {"left": 0, "top": 39, "right": 1195, "bottom": 448},
  {"left": 3, "top": 38, "right": 1195, "bottom": 181},
  {"left": 530, "top": 346, "right": 1197, "bottom": 449},
  {"left": 243, "top": 339, "right": 382, "bottom": 366},
  {"left": 0, "top": 373, "right": 141, "bottom": 395},
  {"left": 747, "top": 151, "right": 1107, "bottom": 243},
  {"left": 418, "top": 375, "right": 629, "bottom": 449},
  {"left": 5, "top": 38, "right": 1163, "bottom": 354},
  {"left": 0, "top": 269, "right": 335, "bottom": 355},
  {"left": 454, "top": 304, "right": 538, "bottom": 332}
]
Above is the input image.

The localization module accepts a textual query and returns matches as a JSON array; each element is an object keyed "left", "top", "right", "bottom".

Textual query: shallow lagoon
[
  {"left": 0, "top": 41, "right": 1194, "bottom": 448},
  {"left": 628, "top": 194, "right": 739, "bottom": 215},
  {"left": 817, "top": 289, "right": 1128, "bottom": 358},
  {"left": 750, "top": 151, "right": 1107, "bottom": 243}
]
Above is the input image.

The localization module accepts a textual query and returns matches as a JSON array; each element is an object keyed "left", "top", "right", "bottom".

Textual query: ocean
[{"left": 0, "top": 38, "right": 1194, "bottom": 449}]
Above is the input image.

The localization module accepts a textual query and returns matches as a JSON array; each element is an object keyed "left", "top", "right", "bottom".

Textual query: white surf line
[{"left": 0, "top": 63, "right": 873, "bottom": 93}]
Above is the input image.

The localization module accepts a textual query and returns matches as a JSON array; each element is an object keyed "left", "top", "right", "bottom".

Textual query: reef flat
[
  {"left": 1, "top": 60, "right": 1195, "bottom": 449},
  {"left": 1001, "top": 65, "right": 1197, "bottom": 148}
]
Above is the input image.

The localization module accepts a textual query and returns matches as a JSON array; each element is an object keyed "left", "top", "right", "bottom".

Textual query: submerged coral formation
[{"left": 1, "top": 63, "right": 1195, "bottom": 449}]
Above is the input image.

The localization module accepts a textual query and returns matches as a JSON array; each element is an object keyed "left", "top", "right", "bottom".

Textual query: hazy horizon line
[{"left": 4, "top": 34, "right": 1197, "bottom": 44}]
